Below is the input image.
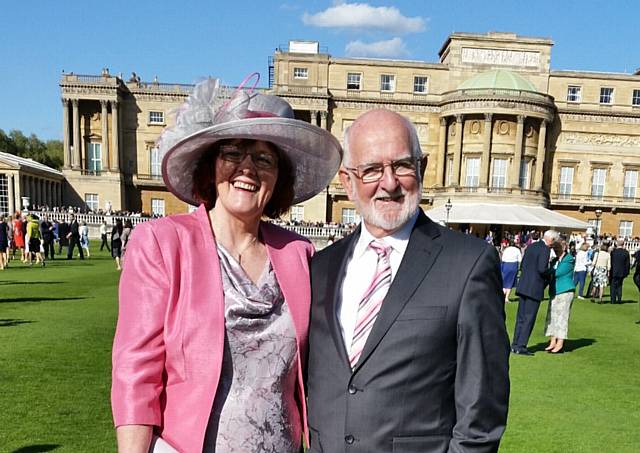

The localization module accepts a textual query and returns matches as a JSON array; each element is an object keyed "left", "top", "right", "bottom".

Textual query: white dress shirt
[{"left": 338, "top": 211, "right": 418, "bottom": 354}]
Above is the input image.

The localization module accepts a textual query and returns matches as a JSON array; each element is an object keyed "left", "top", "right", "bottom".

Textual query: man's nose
[{"left": 378, "top": 164, "right": 399, "bottom": 191}]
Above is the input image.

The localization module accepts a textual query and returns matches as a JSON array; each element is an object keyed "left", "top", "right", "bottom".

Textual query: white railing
[{"left": 33, "top": 211, "right": 353, "bottom": 240}]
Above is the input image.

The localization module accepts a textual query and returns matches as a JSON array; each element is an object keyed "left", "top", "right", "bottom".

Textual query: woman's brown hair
[{"left": 191, "top": 139, "right": 295, "bottom": 219}]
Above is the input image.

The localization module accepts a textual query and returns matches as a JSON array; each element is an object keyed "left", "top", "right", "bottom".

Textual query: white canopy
[{"left": 425, "top": 203, "right": 589, "bottom": 230}]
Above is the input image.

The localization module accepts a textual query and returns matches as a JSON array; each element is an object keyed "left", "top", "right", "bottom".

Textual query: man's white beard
[{"left": 353, "top": 184, "right": 420, "bottom": 233}]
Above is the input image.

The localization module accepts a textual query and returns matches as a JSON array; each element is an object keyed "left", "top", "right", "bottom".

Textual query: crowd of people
[
  {"left": 0, "top": 211, "right": 134, "bottom": 270},
  {"left": 498, "top": 229, "right": 638, "bottom": 355}
]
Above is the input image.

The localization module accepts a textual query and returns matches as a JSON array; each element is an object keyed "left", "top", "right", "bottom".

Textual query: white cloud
[
  {"left": 302, "top": 2, "right": 425, "bottom": 34},
  {"left": 345, "top": 37, "right": 409, "bottom": 58}
]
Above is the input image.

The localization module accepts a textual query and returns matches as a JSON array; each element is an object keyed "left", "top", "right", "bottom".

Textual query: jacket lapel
[
  {"left": 323, "top": 228, "right": 360, "bottom": 368},
  {"left": 262, "top": 223, "right": 309, "bottom": 358},
  {"left": 353, "top": 211, "right": 443, "bottom": 373}
]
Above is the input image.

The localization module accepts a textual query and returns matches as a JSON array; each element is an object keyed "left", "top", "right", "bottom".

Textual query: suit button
[
  {"left": 345, "top": 435, "right": 355, "bottom": 444},
  {"left": 348, "top": 385, "right": 357, "bottom": 394}
]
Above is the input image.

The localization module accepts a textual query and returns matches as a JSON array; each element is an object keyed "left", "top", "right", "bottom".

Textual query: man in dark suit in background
[
  {"left": 66, "top": 214, "right": 84, "bottom": 260},
  {"left": 511, "top": 230, "right": 559, "bottom": 355},
  {"left": 610, "top": 239, "right": 630, "bottom": 304},
  {"left": 307, "top": 109, "right": 510, "bottom": 453},
  {"left": 39, "top": 215, "right": 55, "bottom": 260}
]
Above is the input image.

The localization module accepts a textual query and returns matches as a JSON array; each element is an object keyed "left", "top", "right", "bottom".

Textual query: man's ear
[
  {"left": 419, "top": 156, "right": 428, "bottom": 181},
  {"left": 339, "top": 168, "right": 355, "bottom": 201}
]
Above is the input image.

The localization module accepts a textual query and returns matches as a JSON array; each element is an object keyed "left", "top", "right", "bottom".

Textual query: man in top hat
[{"left": 306, "top": 109, "right": 510, "bottom": 453}]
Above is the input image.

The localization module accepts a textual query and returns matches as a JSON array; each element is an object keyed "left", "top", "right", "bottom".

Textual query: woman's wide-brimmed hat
[{"left": 158, "top": 73, "right": 342, "bottom": 206}]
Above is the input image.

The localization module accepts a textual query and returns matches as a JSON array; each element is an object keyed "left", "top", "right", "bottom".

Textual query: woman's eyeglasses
[
  {"left": 343, "top": 157, "right": 417, "bottom": 183},
  {"left": 218, "top": 145, "right": 279, "bottom": 169}
]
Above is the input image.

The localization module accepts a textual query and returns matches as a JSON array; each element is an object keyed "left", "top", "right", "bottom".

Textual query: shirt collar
[{"left": 353, "top": 209, "right": 419, "bottom": 258}]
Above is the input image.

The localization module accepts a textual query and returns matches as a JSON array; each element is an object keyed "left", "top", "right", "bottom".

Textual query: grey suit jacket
[{"left": 307, "top": 211, "right": 510, "bottom": 453}]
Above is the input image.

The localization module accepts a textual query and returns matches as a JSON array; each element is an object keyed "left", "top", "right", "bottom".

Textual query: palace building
[{"left": 56, "top": 32, "right": 640, "bottom": 236}]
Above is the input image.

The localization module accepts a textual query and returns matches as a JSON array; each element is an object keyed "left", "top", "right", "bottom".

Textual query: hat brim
[{"left": 162, "top": 117, "right": 342, "bottom": 207}]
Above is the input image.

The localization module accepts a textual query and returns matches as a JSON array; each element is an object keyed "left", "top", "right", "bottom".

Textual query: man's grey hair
[
  {"left": 543, "top": 230, "right": 560, "bottom": 242},
  {"left": 616, "top": 238, "right": 625, "bottom": 247},
  {"left": 343, "top": 113, "right": 424, "bottom": 180}
]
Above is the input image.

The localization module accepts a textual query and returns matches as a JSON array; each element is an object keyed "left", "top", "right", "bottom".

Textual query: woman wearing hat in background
[{"left": 111, "top": 75, "right": 341, "bottom": 453}]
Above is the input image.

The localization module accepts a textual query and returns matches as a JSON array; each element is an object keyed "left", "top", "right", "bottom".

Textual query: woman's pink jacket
[{"left": 111, "top": 205, "right": 314, "bottom": 452}]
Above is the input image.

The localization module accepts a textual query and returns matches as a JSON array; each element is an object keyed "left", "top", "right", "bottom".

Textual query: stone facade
[{"left": 59, "top": 32, "right": 640, "bottom": 236}]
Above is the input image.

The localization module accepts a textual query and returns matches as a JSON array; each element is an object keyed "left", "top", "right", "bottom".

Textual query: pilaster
[
  {"left": 481, "top": 113, "right": 493, "bottom": 187},
  {"left": 436, "top": 117, "right": 447, "bottom": 187},
  {"left": 511, "top": 115, "right": 525, "bottom": 187},
  {"left": 453, "top": 114, "right": 464, "bottom": 186},
  {"left": 534, "top": 119, "right": 547, "bottom": 190}
]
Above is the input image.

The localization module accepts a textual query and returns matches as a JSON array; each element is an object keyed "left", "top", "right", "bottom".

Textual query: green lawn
[{"left": 1, "top": 244, "right": 639, "bottom": 452}]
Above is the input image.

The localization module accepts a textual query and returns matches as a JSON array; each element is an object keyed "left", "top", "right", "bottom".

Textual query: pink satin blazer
[{"left": 111, "top": 205, "right": 313, "bottom": 452}]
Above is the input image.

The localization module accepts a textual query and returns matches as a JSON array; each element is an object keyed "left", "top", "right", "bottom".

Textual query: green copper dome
[{"left": 458, "top": 70, "right": 538, "bottom": 92}]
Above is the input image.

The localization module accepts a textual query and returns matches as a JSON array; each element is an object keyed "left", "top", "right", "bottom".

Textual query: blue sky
[{"left": 2, "top": 0, "right": 639, "bottom": 140}]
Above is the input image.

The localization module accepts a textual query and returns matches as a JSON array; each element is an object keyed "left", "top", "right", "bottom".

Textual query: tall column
[
  {"left": 57, "top": 182, "right": 62, "bottom": 206},
  {"left": 111, "top": 100, "right": 120, "bottom": 172},
  {"left": 62, "top": 98, "right": 70, "bottom": 168},
  {"left": 480, "top": 113, "right": 493, "bottom": 187},
  {"left": 436, "top": 117, "right": 447, "bottom": 187},
  {"left": 511, "top": 115, "right": 525, "bottom": 188},
  {"left": 320, "top": 111, "right": 327, "bottom": 129},
  {"left": 35, "top": 179, "right": 40, "bottom": 206},
  {"left": 72, "top": 99, "right": 80, "bottom": 169},
  {"left": 534, "top": 119, "right": 548, "bottom": 190},
  {"left": 101, "top": 100, "right": 110, "bottom": 172},
  {"left": 7, "top": 174, "right": 15, "bottom": 214},
  {"left": 309, "top": 110, "right": 318, "bottom": 126},
  {"left": 29, "top": 177, "right": 35, "bottom": 205},
  {"left": 46, "top": 181, "right": 52, "bottom": 208},
  {"left": 15, "top": 176, "right": 22, "bottom": 211},
  {"left": 452, "top": 114, "right": 464, "bottom": 186}
]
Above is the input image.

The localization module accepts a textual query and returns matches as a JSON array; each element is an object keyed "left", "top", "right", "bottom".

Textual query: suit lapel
[
  {"left": 323, "top": 228, "right": 360, "bottom": 368},
  {"left": 353, "top": 211, "right": 443, "bottom": 373}
]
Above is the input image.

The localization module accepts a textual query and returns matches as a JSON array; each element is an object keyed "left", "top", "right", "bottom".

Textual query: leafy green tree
[{"left": 0, "top": 129, "right": 63, "bottom": 169}]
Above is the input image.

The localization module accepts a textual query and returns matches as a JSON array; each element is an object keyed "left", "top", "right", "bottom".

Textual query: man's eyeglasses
[
  {"left": 218, "top": 145, "right": 279, "bottom": 169},
  {"left": 343, "top": 157, "right": 417, "bottom": 183}
]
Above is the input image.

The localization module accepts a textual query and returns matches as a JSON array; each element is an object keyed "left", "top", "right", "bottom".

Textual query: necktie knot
[{"left": 370, "top": 240, "right": 391, "bottom": 258}]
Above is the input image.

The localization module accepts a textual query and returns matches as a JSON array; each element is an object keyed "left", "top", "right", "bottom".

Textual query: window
[
  {"left": 588, "top": 218, "right": 602, "bottom": 236},
  {"left": 591, "top": 168, "right": 606, "bottom": 199},
  {"left": 619, "top": 221, "right": 633, "bottom": 238},
  {"left": 600, "top": 87, "right": 614, "bottom": 104},
  {"left": 446, "top": 157, "right": 454, "bottom": 186},
  {"left": 633, "top": 89, "right": 640, "bottom": 106},
  {"left": 567, "top": 85, "right": 582, "bottom": 102},
  {"left": 465, "top": 157, "right": 480, "bottom": 187},
  {"left": 85, "top": 193, "right": 99, "bottom": 211},
  {"left": 380, "top": 74, "right": 395, "bottom": 92},
  {"left": 150, "top": 147, "right": 161, "bottom": 178},
  {"left": 413, "top": 76, "right": 428, "bottom": 93},
  {"left": 151, "top": 198, "right": 165, "bottom": 216},
  {"left": 491, "top": 159, "right": 507, "bottom": 188},
  {"left": 519, "top": 159, "right": 530, "bottom": 189},
  {"left": 87, "top": 142, "right": 102, "bottom": 172},
  {"left": 149, "top": 111, "right": 164, "bottom": 124},
  {"left": 0, "top": 174, "right": 8, "bottom": 215},
  {"left": 293, "top": 67, "right": 308, "bottom": 79},
  {"left": 342, "top": 208, "right": 358, "bottom": 224},
  {"left": 347, "top": 73, "right": 361, "bottom": 90},
  {"left": 290, "top": 205, "right": 304, "bottom": 221},
  {"left": 559, "top": 166, "right": 574, "bottom": 198},
  {"left": 624, "top": 170, "right": 638, "bottom": 199}
]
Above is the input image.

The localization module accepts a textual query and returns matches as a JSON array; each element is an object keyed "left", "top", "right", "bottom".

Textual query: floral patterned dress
[{"left": 203, "top": 245, "right": 300, "bottom": 453}]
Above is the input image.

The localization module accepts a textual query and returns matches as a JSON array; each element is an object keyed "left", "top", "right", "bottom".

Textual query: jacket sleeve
[
  {"left": 111, "top": 223, "right": 170, "bottom": 427},
  {"left": 450, "top": 245, "right": 510, "bottom": 453}
]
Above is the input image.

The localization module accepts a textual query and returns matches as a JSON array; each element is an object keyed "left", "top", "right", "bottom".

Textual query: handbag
[{"left": 149, "top": 436, "right": 179, "bottom": 453}]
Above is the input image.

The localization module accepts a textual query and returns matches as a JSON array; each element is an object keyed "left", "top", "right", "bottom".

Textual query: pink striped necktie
[{"left": 349, "top": 239, "right": 392, "bottom": 369}]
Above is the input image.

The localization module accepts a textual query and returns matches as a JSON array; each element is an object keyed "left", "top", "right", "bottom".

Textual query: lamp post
[
  {"left": 594, "top": 208, "right": 603, "bottom": 244},
  {"left": 445, "top": 198, "right": 453, "bottom": 227}
]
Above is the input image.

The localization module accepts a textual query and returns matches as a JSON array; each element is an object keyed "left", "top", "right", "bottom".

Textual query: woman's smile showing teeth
[{"left": 233, "top": 181, "right": 258, "bottom": 192}]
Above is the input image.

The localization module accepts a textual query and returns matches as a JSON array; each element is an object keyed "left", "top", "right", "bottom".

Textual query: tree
[{"left": 0, "top": 129, "right": 63, "bottom": 169}]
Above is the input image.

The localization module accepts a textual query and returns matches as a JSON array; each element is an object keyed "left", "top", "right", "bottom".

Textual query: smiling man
[{"left": 306, "top": 109, "right": 510, "bottom": 453}]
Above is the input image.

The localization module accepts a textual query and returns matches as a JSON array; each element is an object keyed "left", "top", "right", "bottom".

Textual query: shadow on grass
[
  {"left": 0, "top": 297, "right": 85, "bottom": 304},
  {"left": 0, "top": 281, "right": 66, "bottom": 286},
  {"left": 529, "top": 338, "right": 596, "bottom": 353},
  {"left": 11, "top": 445, "right": 60, "bottom": 453},
  {"left": 0, "top": 318, "right": 34, "bottom": 327}
]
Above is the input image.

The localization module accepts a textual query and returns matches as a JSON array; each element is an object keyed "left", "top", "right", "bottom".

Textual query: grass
[{"left": 1, "top": 243, "right": 639, "bottom": 452}]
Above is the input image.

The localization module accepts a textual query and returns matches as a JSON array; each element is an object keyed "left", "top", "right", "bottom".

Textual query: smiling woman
[{"left": 110, "top": 74, "right": 342, "bottom": 453}]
